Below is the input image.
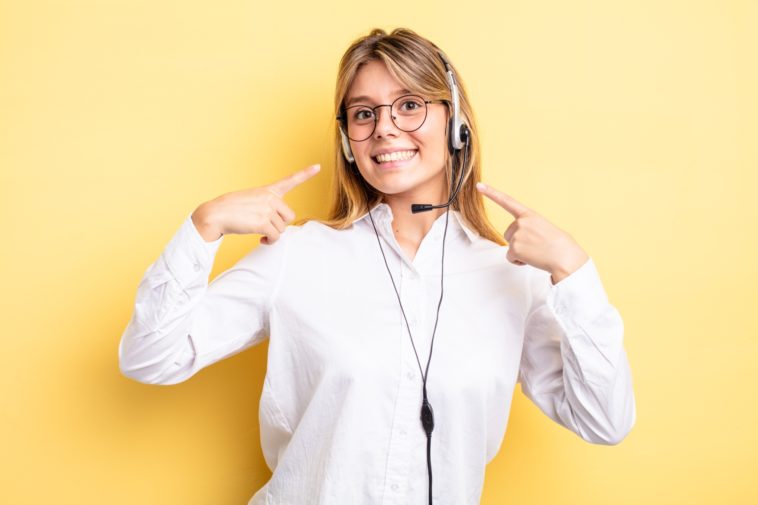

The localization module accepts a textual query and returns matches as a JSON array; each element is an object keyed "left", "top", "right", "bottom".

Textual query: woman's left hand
[{"left": 476, "top": 182, "right": 590, "bottom": 285}]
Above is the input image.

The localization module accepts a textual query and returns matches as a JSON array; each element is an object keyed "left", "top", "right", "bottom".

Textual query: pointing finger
[
  {"left": 476, "top": 182, "right": 530, "bottom": 218},
  {"left": 270, "top": 197, "right": 296, "bottom": 223},
  {"left": 268, "top": 164, "right": 321, "bottom": 197}
]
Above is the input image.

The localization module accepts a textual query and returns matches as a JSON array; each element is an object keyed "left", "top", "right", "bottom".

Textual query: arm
[
  {"left": 517, "top": 257, "right": 636, "bottom": 445},
  {"left": 118, "top": 211, "right": 289, "bottom": 385}
]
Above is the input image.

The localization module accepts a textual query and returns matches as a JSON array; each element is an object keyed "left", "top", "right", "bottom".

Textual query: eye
[
  {"left": 352, "top": 108, "right": 374, "bottom": 121},
  {"left": 399, "top": 98, "right": 424, "bottom": 112}
]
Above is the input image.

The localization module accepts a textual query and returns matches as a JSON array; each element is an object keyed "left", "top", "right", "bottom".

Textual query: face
[{"left": 344, "top": 60, "right": 449, "bottom": 202}]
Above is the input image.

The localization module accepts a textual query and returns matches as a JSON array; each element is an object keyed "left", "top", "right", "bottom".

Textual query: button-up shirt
[{"left": 119, "top": 202, "right": 636, "bottom": 505}]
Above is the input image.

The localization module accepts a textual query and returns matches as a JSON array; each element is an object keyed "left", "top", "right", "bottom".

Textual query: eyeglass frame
[{"left": 336, "top": 94, "right": 449, "bottom": 142}]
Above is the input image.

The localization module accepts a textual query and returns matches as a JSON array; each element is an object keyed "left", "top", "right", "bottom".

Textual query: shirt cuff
[{"left": 162, "top": 211, "right": 224, "bottom": 291}]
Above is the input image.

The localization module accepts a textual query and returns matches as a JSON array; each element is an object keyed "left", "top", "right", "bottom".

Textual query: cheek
[
  {"left": 424, "top": 118, "right": 448, "bottom": 152},
  {"left": 419, "top": 130, "right": 448, "bottom": 165}
]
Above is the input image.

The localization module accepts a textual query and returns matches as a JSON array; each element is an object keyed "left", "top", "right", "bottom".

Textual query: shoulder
[
  {"left": 272, "top": 218, "right": 360, "bottom": 258},
  {"left": 460, "top": 235, "right": 540, "bottom": 289},
  {"left": 463, "top": 234, "right": 514, "bottom": 268},
  {"left": 283, "top": 218, "right": 353, "bottom": 243}
]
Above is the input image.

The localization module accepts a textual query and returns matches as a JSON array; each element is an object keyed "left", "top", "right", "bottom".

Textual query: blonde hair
[{"left": 301, "top": 27, "right": 505, "bottom": 246}]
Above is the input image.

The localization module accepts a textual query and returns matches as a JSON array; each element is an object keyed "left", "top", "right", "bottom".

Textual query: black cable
[
  {"left": 367, "top": 206, "right": 448, "bottom": 505},
  {"left": 363, "top": 137, "right": 469, "bottom": 504}
]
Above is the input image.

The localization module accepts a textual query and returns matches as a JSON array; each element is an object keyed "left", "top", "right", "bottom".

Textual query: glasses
[{"left": 337, "top": 94, "right": 447, "bottom": 142}]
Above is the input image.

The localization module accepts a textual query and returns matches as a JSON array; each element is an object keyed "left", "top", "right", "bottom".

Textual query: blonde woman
[{"left": 119, "top": 27, "right": 636, "bottom": 505}]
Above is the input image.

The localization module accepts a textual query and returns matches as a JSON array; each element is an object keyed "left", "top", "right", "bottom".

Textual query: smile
[{"left": 372, "top": 149, "right": 418, "bottom": 164}]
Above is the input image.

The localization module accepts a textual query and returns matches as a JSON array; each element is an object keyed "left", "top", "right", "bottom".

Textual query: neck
[{"left": 381, "top": 189, "right": 450, "bottom": 244}]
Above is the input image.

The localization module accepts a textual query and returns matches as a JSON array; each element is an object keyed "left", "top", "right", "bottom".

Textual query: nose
[{"left": 373, "top": 105, "right": 399, "bottom": 138}]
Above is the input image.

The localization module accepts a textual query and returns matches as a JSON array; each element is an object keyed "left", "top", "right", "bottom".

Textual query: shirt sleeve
[
  {"left": 517, "top": 257, "right": 636, "bottom": 445},
  {"left": 118, "top": 211, "right": 290, "bottom": 385}
]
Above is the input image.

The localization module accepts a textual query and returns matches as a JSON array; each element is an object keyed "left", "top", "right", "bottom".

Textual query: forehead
[{"left": 345, "top": 60, "right": 414, "bottom": 106}]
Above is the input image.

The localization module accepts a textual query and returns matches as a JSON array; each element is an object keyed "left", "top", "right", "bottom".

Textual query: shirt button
[
  {"left": 391, "top": 483, "right": 399, "bottom": 491},
  {"left": 193, "top": 262, "right": 202, "bottom": 272},
  {"left": 406, "top": 371, "right": 414, "bottom": 381},
  {"left": 400, "top": 429, "right": 407, "bottom": 437}
]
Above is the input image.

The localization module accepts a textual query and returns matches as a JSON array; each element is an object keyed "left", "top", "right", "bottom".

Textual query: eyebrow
[{"left": 345, "top": 89, "right": 412, "bottom": 107}]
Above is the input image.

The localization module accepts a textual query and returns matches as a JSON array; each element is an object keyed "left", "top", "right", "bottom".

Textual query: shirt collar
[{"left": 352, "top": 202, "right": 479, "bottom": 243}]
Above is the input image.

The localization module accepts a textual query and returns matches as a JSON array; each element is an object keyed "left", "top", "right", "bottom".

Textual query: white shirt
[{"left": 119, "top": 202, "right": 636, "bottom": 505}]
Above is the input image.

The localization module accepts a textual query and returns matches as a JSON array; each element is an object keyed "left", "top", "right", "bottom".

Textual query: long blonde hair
[{"left": 303, "top": 27, "right": 505, "bottom": 246}]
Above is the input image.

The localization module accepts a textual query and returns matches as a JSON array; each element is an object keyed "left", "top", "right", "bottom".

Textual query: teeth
[{"left": 376, "top": 150, "right": 417, "bottom": 163}]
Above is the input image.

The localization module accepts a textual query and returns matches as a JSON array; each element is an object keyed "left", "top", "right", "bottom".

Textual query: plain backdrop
[{"left": 1, "top": 0, "right": 756, "bottom": 503}]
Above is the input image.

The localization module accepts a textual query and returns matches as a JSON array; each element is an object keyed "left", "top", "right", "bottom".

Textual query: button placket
[
  {"left": 375, "top": 208, "right": 431, "bottom": 502},
  {"left": 381, "top": 285, "right": 424, "bottom": 502},
  {"left": 399, "top": 267, "right": 422, "bottom": 331},
  {"left": 384, "top": 386, "right": 417, "bottom": 500}
]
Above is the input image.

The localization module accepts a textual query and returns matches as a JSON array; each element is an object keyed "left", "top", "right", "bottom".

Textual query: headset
[{"left": 337, "top": 51, "right": 471, "bottom": 214}]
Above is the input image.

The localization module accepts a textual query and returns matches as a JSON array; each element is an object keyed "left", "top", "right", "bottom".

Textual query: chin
[
  {"left": 363, "top": 166, "right": 421, "bottom": 193},
  {"left": 357, "top": 153, "right": 447, "bottom": 197},
  {"left": 370, "top": 175, "right": 443, "bottom": 200}
]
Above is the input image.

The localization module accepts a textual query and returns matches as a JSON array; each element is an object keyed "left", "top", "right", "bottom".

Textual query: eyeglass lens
[{"left": 343, "top": 95, "right": 428, "bottom": 141}]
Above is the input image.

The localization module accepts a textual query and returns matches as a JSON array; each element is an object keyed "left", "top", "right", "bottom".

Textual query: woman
[{"left": 119, "top": 27, "right": 636, "bottom": 505}]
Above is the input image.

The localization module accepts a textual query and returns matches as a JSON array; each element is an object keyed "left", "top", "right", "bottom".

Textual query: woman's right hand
[{"left": 191, "top": 163, "right": 321, "bottom": 244}]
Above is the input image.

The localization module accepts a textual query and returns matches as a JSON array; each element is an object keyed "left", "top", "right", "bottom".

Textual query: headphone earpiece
[
  {"left": 447, "top": 119, "right": 470, "bottom": 155},
  {"left": 447, "top": 117, "right": 456, "bottom": 155},
  {"left": 339, "top": 125, "right": 355, "bottom": 164}
]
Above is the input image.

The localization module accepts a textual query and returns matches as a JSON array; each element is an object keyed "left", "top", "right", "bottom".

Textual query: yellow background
[{"left": 1, "top": 0, "right": 756, "bottom": 503}]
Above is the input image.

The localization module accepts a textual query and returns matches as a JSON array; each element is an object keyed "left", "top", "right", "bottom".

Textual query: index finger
[
  {"left": 476, "top": 182, "right": 530, "bottom": 217},
  {"left": 268, "top": 164, "right": 321, "bottom": 197}
]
